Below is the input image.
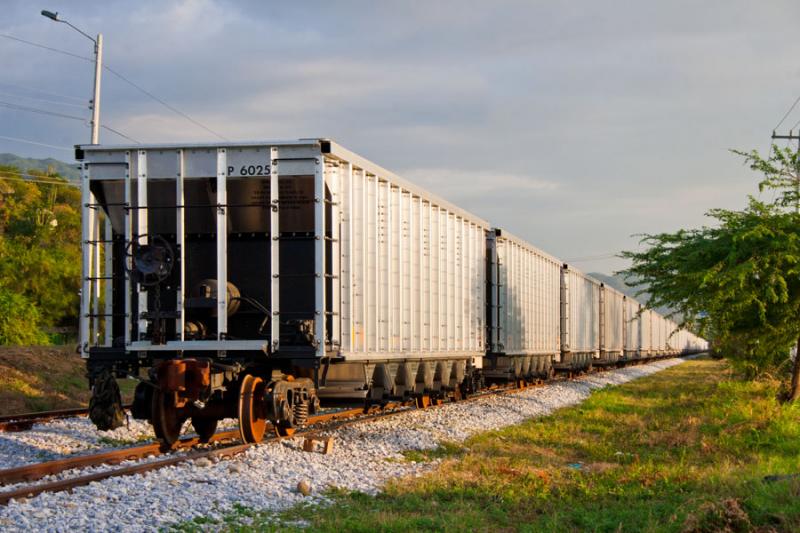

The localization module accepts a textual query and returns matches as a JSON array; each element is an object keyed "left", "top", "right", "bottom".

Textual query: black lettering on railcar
[{"left": 231, "top": 164, "right": 270, "bottom": 176}]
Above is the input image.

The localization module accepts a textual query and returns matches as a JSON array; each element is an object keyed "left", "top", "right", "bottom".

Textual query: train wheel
[
  {"left": 192, "top": 416, "right": 218, "bottom": 443},
  {"left": 238, "top": 375, "right": 267, "bottom": 444},
  {"left": 152, "top": 391, "right": 186, "bottom": 448}
]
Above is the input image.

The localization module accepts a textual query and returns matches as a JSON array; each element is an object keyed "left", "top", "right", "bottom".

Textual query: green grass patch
[
  {"left": 173, "top": 358, "right": 800, "bottom": 532},
  {"left": 97, "top": 433, "right": 152, "bottom": 447},
  {"left": 401, "top": 441, "right": 467, "bottom": 463}
]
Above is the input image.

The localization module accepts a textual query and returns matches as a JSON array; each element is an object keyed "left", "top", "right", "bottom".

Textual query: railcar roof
[{"left": 77, "top": 138, "right": 492, "bottom": 229}]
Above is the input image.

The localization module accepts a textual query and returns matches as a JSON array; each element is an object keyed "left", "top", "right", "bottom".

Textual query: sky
[{"left": 1, "top": 0, "right": 798, "bottom": 274}]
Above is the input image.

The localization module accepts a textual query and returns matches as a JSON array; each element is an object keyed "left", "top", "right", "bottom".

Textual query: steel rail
[
  {"left": 0, "top": 444, "right": 251, "bottom": 505},
  {"left": 0, "top": 406, "right": 368, "bottom": 505},
  {"left": 0, "top": 405, "right": 131, "bottom": 432},
  {"left": 0, "top": 408, "right": 366, "bottom": 488}
]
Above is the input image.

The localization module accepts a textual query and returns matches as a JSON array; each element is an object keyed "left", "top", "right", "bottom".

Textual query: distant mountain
[
  {"left": 0, "top": 153, "right": 80, "bottom": 181},
  {"left": 588, "top": 272, "right": 645, "bottom": 301},
  {"left": 588, "top": 271, "right": 676, "bottom": 317}
]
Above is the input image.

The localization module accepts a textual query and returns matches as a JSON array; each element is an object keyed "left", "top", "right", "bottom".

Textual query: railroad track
[
  {"left": 0, "top": 357, "right": 675, "bottom": 506},
  {"left": 0, "top": 406, "right": 369, "bottom": 505},
  {"left": 0, "top": 386, "right": 521, "bottom": 505},
  {"left": 0, "top": 405, "right": 132, "bottom": 432}
]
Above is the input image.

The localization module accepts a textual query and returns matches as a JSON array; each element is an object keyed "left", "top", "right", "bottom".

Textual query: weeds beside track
[{"left": 204, "top": 357, "right": 800, "bottom": 532}]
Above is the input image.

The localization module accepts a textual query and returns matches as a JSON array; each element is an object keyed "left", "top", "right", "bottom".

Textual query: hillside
[
  {"left": 0, "top": 153, "right": 80, "bottom": 181},
  {"left": 588, "top": 271, "right": 676, "bottom": 317}
]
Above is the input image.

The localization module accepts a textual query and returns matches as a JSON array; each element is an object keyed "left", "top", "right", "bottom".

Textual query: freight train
[{"left": 76, "top": 139, "right": 707, "bottom": 446}]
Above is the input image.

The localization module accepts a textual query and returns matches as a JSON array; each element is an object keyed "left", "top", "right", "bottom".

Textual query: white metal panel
[
  {"left": 602, "top": 286, "right": 625, "bottom": 353},
  {"left": 79, "top": 164, "right": 93, "bottom": 356},
  {"left": 653, "top": 314, "right": 664, "bottom": 351},
  {"left": 329, "top": 164, "right": 489, "bottom": 360},
  {"left": 640, "top": 309, "right": 651, "bottom": 353},
  {"left": 270, "top": 147, "right": 280, "bottom": 351},
  {"left": 566, "top": 267, "right": 600, "bottom": 354},
  {"left": 340, "top": 162, "right": 353, "bottom": 353},
  {"left": 176, "top": 149, "right": 185, "bottom": 342},
  {"left": 314, "top": 156, "right": 325, "bottom": 356},
  {"left": 624, "top": 298, "right": 640, "bottom": 352},
  {"left": 491, "top": 232, "right": 561, "bottom": 356},
  {"left": 215, "top": 148, "right": 228, "bottom": 340},
  {"left": 136, "top": 150, "right": 149, "bottom": 339},
  {"left": 124, "top": 151, "right": 132, "bottom": 347},
  {"left": 367, "top": 174, "right": 377, "bottom": 351},
  {"left": 330, "top": 160, "right": 341, "bottom": 349}
]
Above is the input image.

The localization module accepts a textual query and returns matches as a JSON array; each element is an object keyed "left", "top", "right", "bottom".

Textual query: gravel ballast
[
  {"left": 0, "top": 357, "right": 688, "bottom": 532},
  {"left": 0, "top": 416, "right": 239, "bottom": 470}
]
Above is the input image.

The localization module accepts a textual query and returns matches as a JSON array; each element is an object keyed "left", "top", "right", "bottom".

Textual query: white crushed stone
[
  {"left": 0, "top": 357, "right": 688, "bottom": 532},
  {"left": 0, "top": 414, "right": 238, "bottom": 469}
]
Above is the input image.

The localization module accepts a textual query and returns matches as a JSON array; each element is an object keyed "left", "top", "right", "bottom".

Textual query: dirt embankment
[{"left": 0, "top": 345, "right": 90, "bottom": 415}]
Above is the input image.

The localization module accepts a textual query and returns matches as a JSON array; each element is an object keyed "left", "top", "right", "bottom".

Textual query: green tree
[
  {"left": 0, "top": 287, "right": 48, "bottom": 345},
  {"left": 621, "top": 146, "right": 800, "bottom": 401},
  {"left": 0, "top": 165, "right": 81, "bottom": 344}
]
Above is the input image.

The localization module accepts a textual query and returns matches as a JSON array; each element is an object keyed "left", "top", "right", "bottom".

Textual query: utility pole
[
  {"left": 41, "top": 10, "right": 103, "bottom": 144},
  {"left": 90, "top": 34, "right": 103, "bottom": 144},
  {"left": 41, "top": 10, "right": 105, "bottom": 356},
  {"left": 771, "top": 130, "right": 800, "bottom": 213}
]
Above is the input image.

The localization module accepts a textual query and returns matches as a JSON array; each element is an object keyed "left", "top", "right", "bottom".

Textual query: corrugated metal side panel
[
  {"left": 603, "top": 287, "right": 624, "bottom": 352},
  {"left": 652, "top": 314, "right": 665, "bottom": 351},
  {"left": 640, "top": 310, "right": 652, "bottom": 352},
  {"left": 495, "top": 235, "right": 561, "bottom": 355},
  {"left": 337, "top": 160, "right": 488, "bottom": 358},
  {"left": 667, "top": 320, "right": 677, "bottom": 351},
  {"left": 651, "top": 314, "right": 660, "bottom": 351},
  {"left": 665, "top": 319, "right": 674, "bottom": 351},
  {"left": 678, "top": 328, "right": 688, "bottom": 352},
  {"left": 624, "top": 299, "right": 640, "bottom": 351},
  {"left": 568, "top": 269, "right": 599, "bottom": 353}
]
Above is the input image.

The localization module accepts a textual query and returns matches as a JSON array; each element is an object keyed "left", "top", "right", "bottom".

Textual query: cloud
[
  {"left": 404, "top": 167, "right": 559, "bottom": 199},
  {"left": 2, "top": 0, "right": 799, "bottom": 274}
]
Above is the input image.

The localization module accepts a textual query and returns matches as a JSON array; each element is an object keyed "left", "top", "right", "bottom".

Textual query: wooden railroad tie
[{"left": 302, "top": 436, "right": 334, "bottom": 455}]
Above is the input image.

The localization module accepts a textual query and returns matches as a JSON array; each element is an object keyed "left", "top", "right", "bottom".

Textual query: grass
[
  {"left": 97, "top": 433, "right": 153, "bottom": 447},
  {"left": 0, "top": 345, "right": 136, "bottom": 415},
  {"left": 173, "top": 358, "right": 800, "bottom": 532}
]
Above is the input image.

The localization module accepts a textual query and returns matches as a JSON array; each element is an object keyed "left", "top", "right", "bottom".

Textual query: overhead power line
[
  {"left": 775, "top": 93, "right": 800, "bottom": 132},
  {"left": 0, "top": 90, "right": 88, "bottom": 109},
  {"left": 0, "top": 135, "right": 73, "bottom": 151},
  {"left": 1, "top": 32, "right": 229, "bottom": 141},
  {"left": 103, "top": 66, "right": 229, "bottom": 141},
  {"left": 0, "top": 32, "right": 92, "bottom": 62},
  {"left": 0, "top": 99, "right": 86, "bottom": 121},
  {"left": 0, "top": 100, "right": 138, "bottom": 143},
  {"left": 100, "top": 124, "right": 139, "bottom": 144},
  {"left": 0, "top": 81, "right": 85, "bottom": 102}
]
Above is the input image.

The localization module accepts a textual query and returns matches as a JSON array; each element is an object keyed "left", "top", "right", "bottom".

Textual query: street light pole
[
  {"left": 41, "top": 9, "right": 106, "bottom": 355},
  {"left": 41, "top": 10, "right": 102, "bottom": 145},
  {"left": 90, "top": 33, "right": 102, "bottom": 144}
]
